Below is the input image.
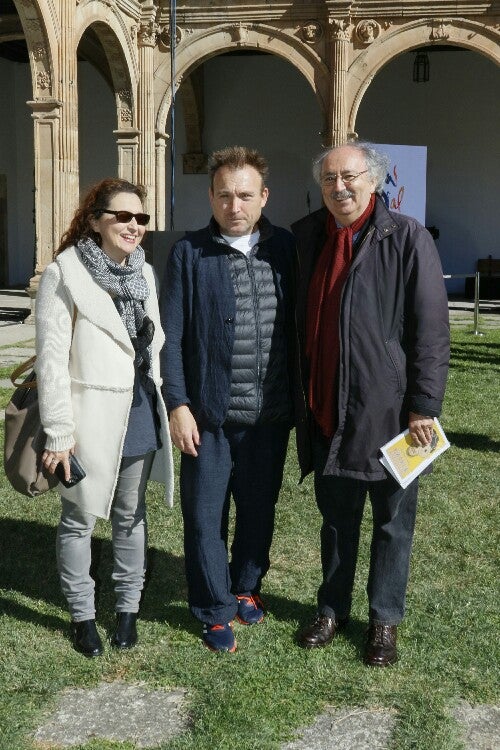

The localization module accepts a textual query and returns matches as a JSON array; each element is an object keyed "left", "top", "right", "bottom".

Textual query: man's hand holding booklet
[{"left": 379, "top": 418, "right": 450, "bottom": 488}]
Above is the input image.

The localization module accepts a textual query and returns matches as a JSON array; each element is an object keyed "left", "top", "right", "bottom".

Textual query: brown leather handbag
[{"left": 3, "top": 356, "right": 58, "bottom": 497}]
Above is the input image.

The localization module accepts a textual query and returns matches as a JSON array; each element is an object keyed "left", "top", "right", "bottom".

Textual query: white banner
[{"left": 376, "top": 143, "right": 427, "bottom": 225}]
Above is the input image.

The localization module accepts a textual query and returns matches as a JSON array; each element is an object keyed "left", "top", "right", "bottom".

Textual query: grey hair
[{"left": 312, "top": 141, "right": 390, "bottom": 193}]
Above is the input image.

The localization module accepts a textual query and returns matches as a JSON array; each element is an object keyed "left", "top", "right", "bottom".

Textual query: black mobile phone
[{"left": 55, "top": 454, "right": 86, "bottom": 488}]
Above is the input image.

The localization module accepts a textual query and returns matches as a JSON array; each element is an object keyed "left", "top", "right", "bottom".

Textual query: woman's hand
[{"left": 42, "top": 447, "right": 74, "bottom": 482}]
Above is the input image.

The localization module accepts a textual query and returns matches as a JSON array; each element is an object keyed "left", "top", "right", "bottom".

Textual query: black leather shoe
[
  {"left": 298, "top": 614, "right": 348, "bottom": 649},
  {"left": 363, "top": 623, "right": 398, "bottom": 667},
  {"left": 70, "top": 619, "right": 103, "bottom": 658},
  {"left": 111, "top": 612, "right": 138, "bottom": 649}
]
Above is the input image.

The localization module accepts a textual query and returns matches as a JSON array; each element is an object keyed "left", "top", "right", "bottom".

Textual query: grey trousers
[{"left": 56, "top": 453, "right": 154, "bottom": 622}]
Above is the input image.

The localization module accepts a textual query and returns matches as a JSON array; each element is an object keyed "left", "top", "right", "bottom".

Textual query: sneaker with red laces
[
  {"left": 202, "top": 622, "right": 237, "bottom": 652},
  {"left": 236, "top": 593, "right": 265, "bottom": 625}
]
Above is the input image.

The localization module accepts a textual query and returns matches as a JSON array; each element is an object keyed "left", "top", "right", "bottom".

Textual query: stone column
[
  {"left": 57, "top": 1, "right": 79, "bottom": 242},
  {"left": 155, "top": 131, "right": 168, "bottom": 230},
  {"left": 114, "top": 127, "right": 140, "bottom": 184},
  {"left": 326, "top": 18, "right": 350, "bottom": 146},
  {"left": 137, "top": 21, "right": 158, "bottom": 226},
  {"left": 25, "top": 99, "right": 62, "bottom": 322}
]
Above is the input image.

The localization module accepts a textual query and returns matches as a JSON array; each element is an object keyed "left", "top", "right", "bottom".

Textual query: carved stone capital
[
  {"left": 138, "top": 21, "right": 159, "bottom": 48},
  {"left": 329, "top": 18, "right": 351, "bottom": 42},
  {"left": 355, "top": 19, "right": 381, "bottom": 45},
  {"left": 300, "top": 21, "right": 323, "bottom": 45},
  {"left": 27, "top": 99, "right": 63, "bottom": 118}
]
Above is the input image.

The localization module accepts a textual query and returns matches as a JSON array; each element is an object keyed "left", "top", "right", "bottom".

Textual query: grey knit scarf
[{"left": 78, "top": 237, "right": 155, "bottom": 391}]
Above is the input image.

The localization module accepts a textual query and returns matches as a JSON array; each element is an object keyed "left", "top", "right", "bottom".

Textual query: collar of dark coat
[
  {"left": 292, "top": 194, "right": 399, "bottom": 242},
  {"left": 209, "top": 215, "right": 274, "bottom": 246}
]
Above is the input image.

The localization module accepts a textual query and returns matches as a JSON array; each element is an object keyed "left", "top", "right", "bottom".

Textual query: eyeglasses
[
  {"left": 97, "top": 209, "right": 150, "bottom": 226},
  {"left": 320, "top": 170, "right": 368, "bottom": 187}
]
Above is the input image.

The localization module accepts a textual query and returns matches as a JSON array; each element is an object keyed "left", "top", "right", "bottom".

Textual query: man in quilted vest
[{"left": 160, "top": 146, "right": 295, "bottom": 652}]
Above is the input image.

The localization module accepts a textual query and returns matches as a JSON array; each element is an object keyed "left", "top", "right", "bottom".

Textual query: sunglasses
[{"left": 97, "top": 209, "right": 150, "bottom": 226}]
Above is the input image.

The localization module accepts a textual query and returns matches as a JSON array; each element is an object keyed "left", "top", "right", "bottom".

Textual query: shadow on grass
[
  {"left": 446, "top": 431, "right": 500, "bottom": 453},
  {"left": 263, "top": 594, "right": 369, "bottom": 657},
  {"left": 0, "top": 597, "right": 67, "bottom": 632},
  {"left": 0, "top": 519, "right": 331, "bottom": 643},
  {"left": 0, "top": 517, "right": 187, "bottom": 628}
]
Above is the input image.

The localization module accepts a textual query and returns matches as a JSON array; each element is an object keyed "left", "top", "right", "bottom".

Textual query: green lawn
[{"left": 0, "top": 329, "right": 499, "bottom": 750}]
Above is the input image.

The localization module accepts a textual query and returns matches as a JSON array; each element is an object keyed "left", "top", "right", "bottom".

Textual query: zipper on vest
[{"left": 246, "top": 254, "right": 262, "bottom": 416}]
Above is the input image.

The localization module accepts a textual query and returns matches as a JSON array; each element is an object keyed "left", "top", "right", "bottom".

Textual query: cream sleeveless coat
[{"left": 35, "top": 246, "right": 174, "bottom": 519}]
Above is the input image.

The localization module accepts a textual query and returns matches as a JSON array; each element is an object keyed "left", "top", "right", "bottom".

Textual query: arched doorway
[
  {"left": 154, "top": 22, "right": 328, "bottom": 233},
  {"left": 0, "top": 1, "right": 36, "bottom": 286},
  {"left": 77, "top": 25, "right": 120, "bottom": 193},
  {"left": 355, "top": 45, "right": 500, "bottom": 293},
  {"left": 168, "top": 50, "right": 323, "bottom": 233}
]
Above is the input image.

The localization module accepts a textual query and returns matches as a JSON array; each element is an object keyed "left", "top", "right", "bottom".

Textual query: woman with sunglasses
[{"left": 35, "top": 178, "right": 174, "bottom": 657}]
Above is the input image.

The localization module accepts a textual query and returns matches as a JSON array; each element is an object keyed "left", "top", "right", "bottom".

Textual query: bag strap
[
  {"left": 9, "top": 303, "right": 78, "bottom": 389},
  {"left": 10, "top": 355, "right": 37, "bottom": 388}
]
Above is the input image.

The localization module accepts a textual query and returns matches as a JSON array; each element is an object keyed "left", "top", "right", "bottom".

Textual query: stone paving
[
  {"left": 283, "top": 703, "right": 500, "bottom": 750},
  {"left": 33, "top": 682, "right": 189, "bottom": 748},
  {"left": 281, "top": 707, "right": 396, "bottom": 750},
  {"left": 30, "top": 684, "right": 500, "bottom": 749}
]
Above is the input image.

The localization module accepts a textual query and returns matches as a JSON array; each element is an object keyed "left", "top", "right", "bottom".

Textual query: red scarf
[{"left": 306, "top": 194, "right": 376, "bottom": 438}]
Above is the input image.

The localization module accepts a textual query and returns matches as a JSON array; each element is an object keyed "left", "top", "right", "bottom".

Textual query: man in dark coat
[
  {"left": 160, "top": 146, "right": 295, "bottom": 653},
  {"left": 292, "top": 141, "right": 449, "bottom": 666}
]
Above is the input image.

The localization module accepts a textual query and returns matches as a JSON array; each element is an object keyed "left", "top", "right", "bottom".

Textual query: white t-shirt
[{"left": 221, "top": 230, "right": 260, "bottom": 257}]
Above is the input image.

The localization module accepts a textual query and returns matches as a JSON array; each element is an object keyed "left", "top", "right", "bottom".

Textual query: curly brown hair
[
  {"left": 208, "top": 146, "right": 269, "bottom": 190},
  {"left": 54, "top": 178, "right": 147, "bottom": 258}
]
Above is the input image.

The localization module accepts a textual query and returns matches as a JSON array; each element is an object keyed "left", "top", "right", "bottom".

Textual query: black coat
[{"left": 292, "top": 197, "right": 450, "bottom": 481}]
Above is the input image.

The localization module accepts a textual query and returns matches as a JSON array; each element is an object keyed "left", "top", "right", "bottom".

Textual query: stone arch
[
  {"left": 74, "top": 3, "right": 138, "bottom": 130},
  {"left": 347, "top": 17, "right": 500, "bottom": 134},
  {"left": 155, "top": 22, "right": 329, "bottom": 134},
  {"left": 14, "top": 0, "right": 57, "bottom": 99},
  {"left": 74, "top": 4, "right": 140, "bottom": 183},
  {"left": 152, "top": 22, "right": 329, "bottom": 227}
]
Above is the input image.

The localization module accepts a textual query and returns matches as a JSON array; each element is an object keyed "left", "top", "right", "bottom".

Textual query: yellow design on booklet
[{"left": 379, "top": 418, "right": 450, "bottom": 489}]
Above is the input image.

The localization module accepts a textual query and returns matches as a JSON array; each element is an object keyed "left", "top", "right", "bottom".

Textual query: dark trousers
[
  {"left": 313, "top": 439, "right": 419, "bottom": 625},
  {"left": 180, "top": 422, "right": 290, "bottom": 625}
]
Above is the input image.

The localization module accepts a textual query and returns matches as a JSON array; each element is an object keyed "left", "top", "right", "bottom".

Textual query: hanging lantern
[{"left": 413, "top": 51, "right": 430, "bottom": 83}]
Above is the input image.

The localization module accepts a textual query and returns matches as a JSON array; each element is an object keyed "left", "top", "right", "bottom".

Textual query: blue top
[{"left": 122, "top": 368, "right": 161, "bottom": 457}]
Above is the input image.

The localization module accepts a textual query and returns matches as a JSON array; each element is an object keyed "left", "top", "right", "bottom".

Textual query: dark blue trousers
[
  {"left": 180, "top": 422, "right": 290, "bottom": 625},
  {"left": 313, "top": 439, "right": 419, "bottom": 625}
]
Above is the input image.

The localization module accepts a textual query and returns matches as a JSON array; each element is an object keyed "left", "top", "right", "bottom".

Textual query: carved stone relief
[
  {"left": 118, "top": 89, "right": 133, "bottom": 124},
  {"left": 32, "top": 43, "right": 46, "bottom": 61},
  {"left": 431, "top": 20, "right": 451, "bottom": 41},
  {"left": 231, "top": 23, "right": 250, "bottom": 44},
  {"left": 355, "top": 20, "right": 381, "bottom": 45},
  {"left": 301, "top": 21, "right": 323, "bottom": 44},
  {"left": 159, "top": 25, "right": 183, "bottom": 50},
  {"left": 36, "top": 71, "right": 51, "bottom": 90}
]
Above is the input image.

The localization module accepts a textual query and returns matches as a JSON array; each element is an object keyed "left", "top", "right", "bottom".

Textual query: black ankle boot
[
  {"left": 111, "top": 612, "right": 138, "bottom": 649},
  {"left": 70, "top": 619, "right": 103, "bottom": 657}
]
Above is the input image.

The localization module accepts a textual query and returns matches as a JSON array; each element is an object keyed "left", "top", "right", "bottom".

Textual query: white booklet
[{"left": 379, "top": 418, "right": 450, "bottom": 489}]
